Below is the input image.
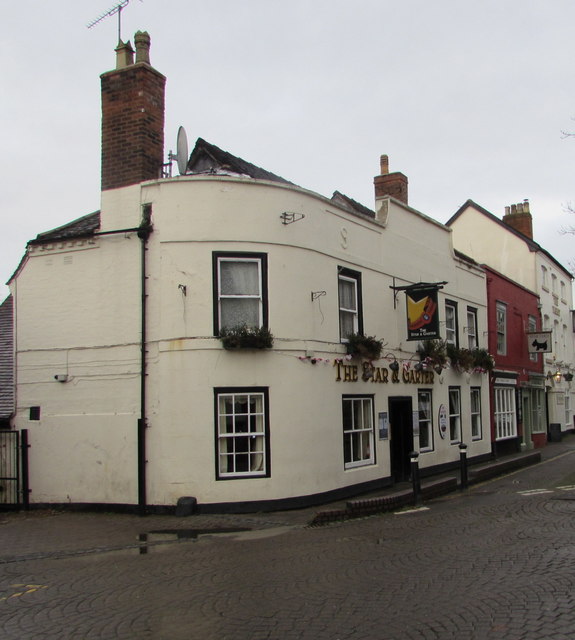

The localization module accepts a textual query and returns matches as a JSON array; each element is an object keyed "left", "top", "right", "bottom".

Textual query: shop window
[
  {"left": 215, "top": 388, "right": 269, "bottom": 479},
  {"left": 496, "top": 302, "right": 507, "bottom": 355},
  {"left": 494, "top": 386, "right": 517, "bottom": 440},
  {"left": 342, "top": 395, "right": 374, "bottom": 469},
  {"left": 213, "top": 253, "right": 267, "bottom": 334},
  {"left": 470, "top": 387, "right": 482, "bottom": 440},
  {"left": 418, "top": 390, "right": 433, "bottom": 452},
  {"left": 338, "top": 268, "right": 363, "bottom": 342}
]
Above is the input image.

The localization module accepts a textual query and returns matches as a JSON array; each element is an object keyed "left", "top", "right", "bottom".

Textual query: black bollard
[
  {"left": 410, "top": 451, "right": 421, "bottom": 505},
  {"left": 459, "top": 443, "right": 468, "bottom": 490}
]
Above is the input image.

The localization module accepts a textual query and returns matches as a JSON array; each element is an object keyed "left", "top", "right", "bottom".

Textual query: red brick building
[{"left": 485, "top": 266, "right": 546, "bottom": 455}]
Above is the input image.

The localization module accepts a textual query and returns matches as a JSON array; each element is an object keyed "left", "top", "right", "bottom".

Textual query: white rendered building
[{"left": 8, "top": 35, "right": 492, "bottom": 512}]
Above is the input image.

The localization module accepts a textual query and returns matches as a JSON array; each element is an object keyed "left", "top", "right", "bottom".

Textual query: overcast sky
[{"left": 2, "top": 1, "right": 574, "bottom": 301}]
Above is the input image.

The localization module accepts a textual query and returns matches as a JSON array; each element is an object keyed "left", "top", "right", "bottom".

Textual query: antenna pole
[{"left": 87, "top": 0, "right": 135, "bottom": 42}]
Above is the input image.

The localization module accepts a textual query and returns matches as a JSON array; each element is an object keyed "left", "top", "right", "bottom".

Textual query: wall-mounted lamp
[
  {"left": 54, "top": 374, "right": 69, "bottom": 383},
  {"left": 554, "top": 370, "right": 563, "bottom": 383},
  {"left": 311, "top": 291, "right": 326, "bottom": 301}
]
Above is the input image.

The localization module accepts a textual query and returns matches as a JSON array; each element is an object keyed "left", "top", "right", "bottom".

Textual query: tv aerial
[
  {"left": 168, "top": 126, "right": 189, "bottom": 176},
  {"left": 87, "top": 0, "right": 141, "bottom": 42}
]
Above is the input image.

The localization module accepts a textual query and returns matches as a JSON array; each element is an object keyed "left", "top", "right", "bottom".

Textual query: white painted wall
[{"left": 13, "top": 177, "right": 492, "bottom": 507}]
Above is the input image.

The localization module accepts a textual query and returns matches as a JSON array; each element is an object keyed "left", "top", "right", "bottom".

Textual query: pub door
[{"left": 389, "top": 396, "right": 414, "bottom": 483}]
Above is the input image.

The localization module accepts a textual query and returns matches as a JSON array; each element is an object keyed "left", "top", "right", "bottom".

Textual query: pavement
[
  {"left": 0, "top": 434, "right": 573, "bottom": 562},
  {"left": 2, "top": 434, "right": 575, "bottom": 639}
]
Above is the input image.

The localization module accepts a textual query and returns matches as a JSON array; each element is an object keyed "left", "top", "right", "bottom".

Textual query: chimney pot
[
  {"left": 115, "top": 39, "right": 134, "bottom": 69},
  {"left": 523, "top": 199, "right": 530, "bottom": 213},
  {"left": 380, "top": 155, "right": 389, "bottom": 175},
  {"left": 134, "top": 31, "right": 151, "bottom": 64}
]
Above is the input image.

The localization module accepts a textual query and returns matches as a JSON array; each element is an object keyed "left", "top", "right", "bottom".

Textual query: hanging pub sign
[
  {"left": 526, "top": 331, "right": 552, "bottom": 354},
  {"left": 405, "top": 285, "right": 440, "bottom": 341}
]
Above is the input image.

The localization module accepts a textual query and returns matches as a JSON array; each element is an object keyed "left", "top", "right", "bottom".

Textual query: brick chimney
[
  {"left": 502, "top": 199, "right": 533, "bottom": 239},
  {"left": 374, "top": 155, "right": 408, "bottom": 205},
  {"left": 100, "top": 31, "right": 166, "bottom": 191}
]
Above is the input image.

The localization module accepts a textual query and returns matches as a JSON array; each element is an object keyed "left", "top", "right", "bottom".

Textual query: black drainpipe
[
  {"left": 92, "top": 207, "right": 153, "bottom": 516},
  {"left": 137, "top": 205, "right": 153, "bottom": 516}
]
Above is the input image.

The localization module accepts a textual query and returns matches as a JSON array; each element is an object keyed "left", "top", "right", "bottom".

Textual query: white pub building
[{"left": 7, "top": 34, "right": 492, "bottom": 512}]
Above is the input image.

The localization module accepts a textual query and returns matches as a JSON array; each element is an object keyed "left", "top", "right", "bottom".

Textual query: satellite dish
[{"left": 176, "top": 126, "right": 189, "bottom": 175}]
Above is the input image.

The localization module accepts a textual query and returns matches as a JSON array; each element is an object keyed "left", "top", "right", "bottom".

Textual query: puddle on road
[
  {"left": 137, "top": 527, "right": 251, "bottom": 553},
  {"left": 72, "top": 525, "right": 295, "bottom": 561}
]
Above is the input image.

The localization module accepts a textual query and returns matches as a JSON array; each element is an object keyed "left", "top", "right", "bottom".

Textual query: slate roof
[
  {"left": 331, "top": 191, "right": 375, "bottom": 219},
  {"left": 447, "top": 199, "right": 572, "bottom": 278},
  {"left": 187, "top": 138, "right": 293, "bottom": 185},
  {"left": 28, "top": 211, "right": 101, "bottom": 246},
  {"left": 0, "top": 295, "right": 14, "bottom": 422}
]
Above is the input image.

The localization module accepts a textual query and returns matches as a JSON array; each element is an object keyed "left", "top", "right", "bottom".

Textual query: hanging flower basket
[
  {"left": 219, "top": 325, "right": 274, "bottom": 350},
  {"left": 446, "top": 344, "right": 475, "bottom": 373},
  {"left": 345, "top": 333, "right": 384, "bottom": 361},
  {"left": 417, "top": 339, "right": 447, "bottom": 371},
  {"left": 470, "top": 347, "right": 494, "bottom": 373}
]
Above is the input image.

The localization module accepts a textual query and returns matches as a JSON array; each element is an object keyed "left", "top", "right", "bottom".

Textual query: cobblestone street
[{"left": 2, "top": 438, "right": 575, "bottom": 639}]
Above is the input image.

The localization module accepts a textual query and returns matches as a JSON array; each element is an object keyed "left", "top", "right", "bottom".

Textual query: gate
[{"left": 0, "top": 430, "right": 29, "bottom": 509}]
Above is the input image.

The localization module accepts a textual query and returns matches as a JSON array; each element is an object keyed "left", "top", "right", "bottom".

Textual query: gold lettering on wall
[{"left": 335, "top": 361, "right": 434, "bottom": 385}]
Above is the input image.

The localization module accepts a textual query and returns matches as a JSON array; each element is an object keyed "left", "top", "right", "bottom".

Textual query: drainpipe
[
  {"left": 92, "top": 208, "right": 153, "bottom": 516},
  {"left": 137, "top": 205, "right": 153, "bottom": 517}
]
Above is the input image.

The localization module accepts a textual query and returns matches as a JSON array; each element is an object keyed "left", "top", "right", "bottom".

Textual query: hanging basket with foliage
[
  {"left": 470, "top": 347, "right": 494, "bottom": 373},
  {"left": 417, "top": 339, "right": 447, "bottom": 371},
  {"left": 345, "top": 333, "right": 384, "bottom": 361},
  {"left": 446, "top": 344, "right": 475, "bottom": 373},
  {"left": 219, "top": 325, "right": 274, "bottom": 350}
]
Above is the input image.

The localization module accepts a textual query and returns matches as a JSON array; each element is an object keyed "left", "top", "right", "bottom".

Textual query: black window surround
[
  {"left": 212, "top": 252, "right": 268, "bottom": 336},
  {"left": 214, "top": 386, "right": 271, "bottom": 480},
  {"left": 338, "top": 266, "right": 364, "bottom": 342}
]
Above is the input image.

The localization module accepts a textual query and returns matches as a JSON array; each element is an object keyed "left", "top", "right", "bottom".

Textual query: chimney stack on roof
[
  {"left": 502, "top": 199, "right": 533, "bottom": 239},
  {"left": 101, "top": 31, "right": 166, "bottom": 191},
  {"left": 374, "top": 155, "right": 408, "bottom": 205}
]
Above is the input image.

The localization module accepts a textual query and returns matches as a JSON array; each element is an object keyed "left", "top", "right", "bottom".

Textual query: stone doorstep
[
  {"left": 309, "top": 450, "right": 544, "bottom": 526},
  {"left": 468, "top": 450, "right": 541, "bottom": 484},
  {"left": 309, "top": 477, "right": 457, "bottom": 526}
]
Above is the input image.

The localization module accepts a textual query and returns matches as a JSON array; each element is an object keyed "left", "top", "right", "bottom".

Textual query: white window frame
[
  {"left": 342, "top": 396, "right": 375, "bottom": 469},
  {"left": 494, "top": 386, "right": 517, "bottom": 440},
  {"left": 216, "top": 389, "right": 269, "bottom": 479},
  {"left": 448, "top": 387, "right": 461, "bottom": 444},
  {"left": 496, "top": 302, "right": 507, "bottom": 355},
  {"left": 418, "top": 390, "right": 433, "bottom": 452},
  {"left": 215, "top": 254, "right": 266, "bottom": 333},
  {"left": 445, "top": 301, "right": 458, "bottom": 346},
  {"left": 338, "top": 269, "right": 362, "bottom": 342},
  {"left": 467, "top": 307, "right": 478, "bottom": 350},
  {"left": 470, "top": 387, "right": 482, "bottom": 440},
  {"left": 541, "top": 265, "right": 548, "bottom": 290}
]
